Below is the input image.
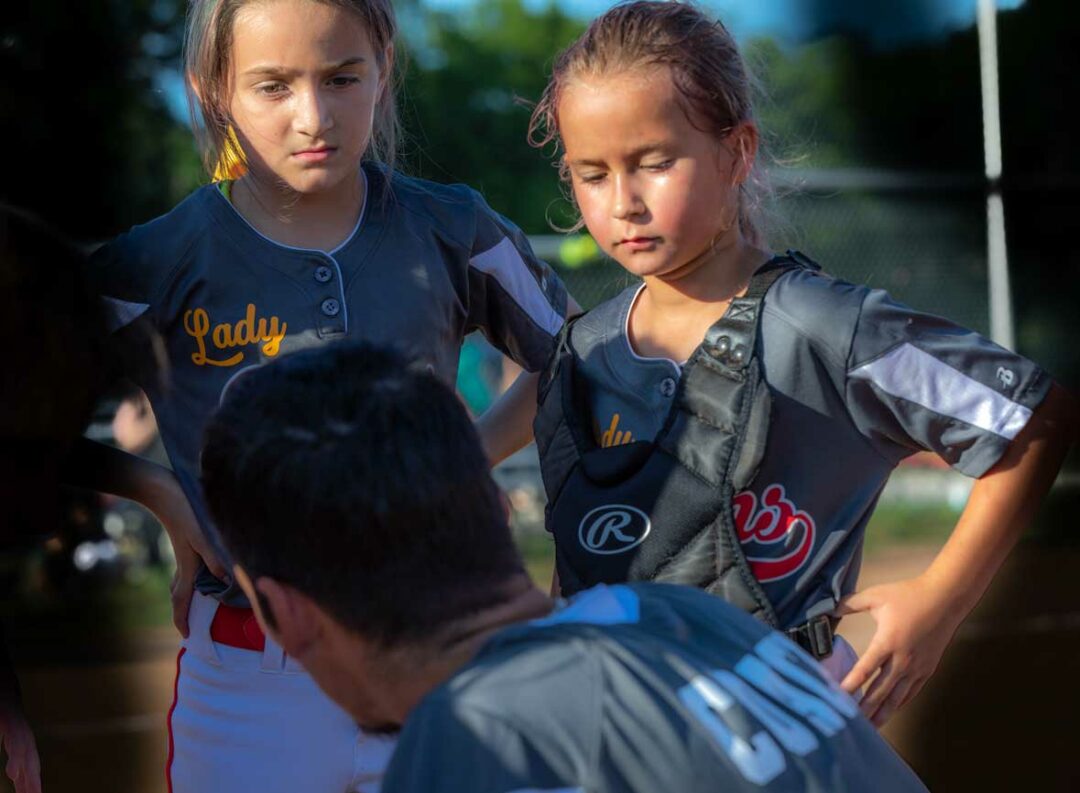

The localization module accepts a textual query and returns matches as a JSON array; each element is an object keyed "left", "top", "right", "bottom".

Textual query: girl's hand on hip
[
  {"left": 837, "top": 574, "right": 963, "bottom": 728},
  {"left": 152, "top": 475, "right": 229, "bottom": 637}
]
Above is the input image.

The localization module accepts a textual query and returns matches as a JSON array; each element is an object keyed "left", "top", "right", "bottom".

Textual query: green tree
[
  {"left": 400, "top": 0, "right": 585, "bottom": 233},
  {"left": 0, "top": 0, "right": 200, "bottom": 239}
]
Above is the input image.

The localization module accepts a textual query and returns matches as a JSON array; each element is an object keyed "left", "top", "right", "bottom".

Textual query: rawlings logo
[
  {"left": 733, "top": 484, "right": 816, "bottom": 583},
  {"left": 578, "top": 505, "right": 651, "bottom": 555}
]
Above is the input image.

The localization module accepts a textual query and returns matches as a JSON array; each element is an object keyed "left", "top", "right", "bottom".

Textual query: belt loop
[
  {"left": 260, "top": 632, "right": 286, "bottom": 673},
  {"left": 283, "top": 651, "right": 306, "bottom": 675},
  {"left": 188, "top": 592, "right": 224, "bottom": 667}
]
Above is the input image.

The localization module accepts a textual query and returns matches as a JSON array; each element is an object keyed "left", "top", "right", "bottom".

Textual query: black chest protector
[{"left": 535, "top": 255, "right": 816, "bottom": 633}]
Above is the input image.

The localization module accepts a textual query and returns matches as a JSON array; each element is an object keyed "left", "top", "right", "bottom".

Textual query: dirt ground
[{"left": 7, "top": 541, "right": 1078, "bottom": 793}]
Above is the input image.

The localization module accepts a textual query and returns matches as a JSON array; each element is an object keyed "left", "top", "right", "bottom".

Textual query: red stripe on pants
[{"left": 165, "top": 647, "right": 187, "bottom": 793}]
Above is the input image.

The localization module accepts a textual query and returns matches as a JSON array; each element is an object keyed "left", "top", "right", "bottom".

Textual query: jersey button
[
  {"left": 320, "top": 298, "right": 341, "bottom": 317},
  {"left": 659, "top": 377, "right": 677, "bottom": 397},
  {"left": 314, "top": 265, "right": 333, "bottom": 283}
]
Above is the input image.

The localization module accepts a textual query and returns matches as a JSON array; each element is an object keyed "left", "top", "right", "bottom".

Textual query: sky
[
  {"left": 155, "top": 0, "right": 1026, "bottom": 124},
  {"left": 425, "top": 0, "right": 1026, "bottom": 48}
]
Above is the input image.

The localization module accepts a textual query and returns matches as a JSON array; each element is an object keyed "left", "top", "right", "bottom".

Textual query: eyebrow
[
  {"left": 567, "top": 142, "right": 671, "bottom": 168},
  {"left": 242, "top": 56, "right": 367, "bottom": 78}
]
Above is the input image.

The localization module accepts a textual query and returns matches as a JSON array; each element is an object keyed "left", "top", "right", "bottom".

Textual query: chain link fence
[{"left": 533, "top": 169, "right": 991, "bottom": 337}]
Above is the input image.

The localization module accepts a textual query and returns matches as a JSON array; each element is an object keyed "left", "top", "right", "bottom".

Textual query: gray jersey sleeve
[
  {"left": 87, "top": 222, "right": 195, "bottom": 383},
  {"left": 844, "top": 287, "right": 1051, "bottom": 477},
  {"left": 86, "top": 189, "right": 210, "bottom": 336},
  {"left": 383, "top": 694, "right": 578, "bottom": 793},
  {"left": 465, "top": 191, "right": 569, "bottom": 372},
  {"left": 88, "top": 232, "right": 170, "bottom": 332}
]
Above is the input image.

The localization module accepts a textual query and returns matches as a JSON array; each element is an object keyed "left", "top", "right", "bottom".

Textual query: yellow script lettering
[
  {"left": 262, "top": 317, "right": 287, "bottom": 357},
  {"left": 233, "top": 303, "right": 256, "bottom": 346},
  {"left": 212, "top": 322, "right": 233, "bottom": 350},
  {"left": 183, "top": 302, "right": 287, "bottom": 367},
  {"left": 183, "top": 309, "right": 244, "bottom": 367}
]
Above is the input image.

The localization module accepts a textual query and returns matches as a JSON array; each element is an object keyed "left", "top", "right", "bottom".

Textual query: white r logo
[{"left": 578, "top": 505, "right": 652, "bottom": 555}]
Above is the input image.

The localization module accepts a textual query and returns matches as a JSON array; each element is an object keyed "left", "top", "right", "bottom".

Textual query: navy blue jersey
[
  {"left": 89, "top": 164, "right": 569, "bottom": 601},
  {"left": 383, "top": 584, "right": 926, "bottom": 793}
]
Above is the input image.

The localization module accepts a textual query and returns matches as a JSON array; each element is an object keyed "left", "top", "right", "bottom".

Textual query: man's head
[{"left": 201, "top": 342, "right": 529, "bottom": 728}]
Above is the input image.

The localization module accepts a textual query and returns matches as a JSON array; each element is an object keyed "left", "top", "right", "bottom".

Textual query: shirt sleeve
[
  {"left": 86, "top": 229, "right": 181, "bottom": 383},
  {"left": 382, "top": 695, "right": 578, "bottom": 793},
  {"left": 465, "top": 192, "right": 569, "bottom": 373},
  {"left": 86, "top": 233, "right": 165, "bottom": 332},
  {"left": 843, "top": 287, "right": 1052, "bottom": 477}
]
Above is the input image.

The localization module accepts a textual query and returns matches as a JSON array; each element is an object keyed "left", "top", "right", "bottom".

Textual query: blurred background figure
[
  {"left": 0, "top": 206, "right": 110, "bottom": 793},
  {"left": 108, "top": 390, "right": 171, "bottom": 571},
  {"left": 1, "top": 0, "right": 1077, "bottom": 791}
]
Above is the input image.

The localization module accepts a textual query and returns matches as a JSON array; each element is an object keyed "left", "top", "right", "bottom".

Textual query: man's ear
[{"left": 233, "top": 565, "right": 322, "bottom": 659}]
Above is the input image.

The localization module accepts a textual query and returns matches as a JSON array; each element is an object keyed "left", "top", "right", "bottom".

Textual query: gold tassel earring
[{"left": 212, "top": 125, "right": 248, "bottom": 183}]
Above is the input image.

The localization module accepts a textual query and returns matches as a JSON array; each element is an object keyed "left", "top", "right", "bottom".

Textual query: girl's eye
[
  {"left": 329, "top": 75, "right": 361, "bottom": 88},
  {"left": 256, "top": 82, "right": 287, "bottom": 97},
  {"left": 644, "top": 159, "right": 673, "bottom": 172},
  {"left": 579, "top": 172, "right": 606, "bottom": 185}
]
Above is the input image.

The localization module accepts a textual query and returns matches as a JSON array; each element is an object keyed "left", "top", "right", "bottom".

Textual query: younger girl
[
  {"left": 85, "top": 0, "right": 570, "bottom": 790},
  {"left": 528, "top": 0, "right": 1073, "bottom": 729}
]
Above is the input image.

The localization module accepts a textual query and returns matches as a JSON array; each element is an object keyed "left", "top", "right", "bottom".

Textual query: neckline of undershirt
[
  {"left": 214, "top": 167, "right": 368, "bottom": 256},
  {"left": 622, "top": 283, "right": 686, "bottom": 373}
]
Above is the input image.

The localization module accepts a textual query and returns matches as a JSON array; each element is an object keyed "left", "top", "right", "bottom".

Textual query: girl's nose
[
  {"left": 612, "top": 174, "right": 644, "bottom": 219},
  {"left": 294, "top": 86, "right": 333, "bottom": 137}
]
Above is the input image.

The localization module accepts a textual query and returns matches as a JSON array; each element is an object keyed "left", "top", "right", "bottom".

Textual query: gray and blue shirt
[
  {"left": 383, "top": 583, "right": 928, "bottom": 793},
  {"left": 566, "top": 267, "right": 1049, "bottom": 628}
]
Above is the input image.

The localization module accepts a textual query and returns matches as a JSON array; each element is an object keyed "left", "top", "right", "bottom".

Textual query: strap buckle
[{"left": 786, "top": 614, "right": 834, "bottom": 659}]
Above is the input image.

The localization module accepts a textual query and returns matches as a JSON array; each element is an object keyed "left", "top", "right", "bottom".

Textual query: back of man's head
[{"left": 201, "top": 342, "right": 525, "bottom": 646}]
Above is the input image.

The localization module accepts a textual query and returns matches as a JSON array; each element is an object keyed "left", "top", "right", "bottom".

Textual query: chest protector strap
[{"left": 535, "top": 257, "right": 806, "bottom": 629}]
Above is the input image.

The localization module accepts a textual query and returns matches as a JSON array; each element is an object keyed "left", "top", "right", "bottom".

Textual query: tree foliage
[
  {"left": 0, "top": 0, "right": 199, "bottom": 238},
  {"left": 2, "top": 0, "right": 1075, "bottom": 240},
  {"left": 398, "top": 0, "right": 584, "bottom": 233}
]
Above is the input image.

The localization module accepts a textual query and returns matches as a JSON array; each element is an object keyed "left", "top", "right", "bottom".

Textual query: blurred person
[
  {"left": 201, "top": 341, "right": 929, "bottom": 793},
  {"left": 111, "top": 389, "right": 162, "bottom": 461},
  {"left": 0, "top": 205, "right": 111, "bottom": 793},
  {"left": 1, "top": 628, "right": 40, "bottom": 793},
  {"left": 527, "top": 0, "right": 1075, "bottom": 728},
  {"left": 74, "top": 0, "right": 575, "bottom": 789},
  {"left": 109, "top": 388, "right": 170, "bottom": 568}
]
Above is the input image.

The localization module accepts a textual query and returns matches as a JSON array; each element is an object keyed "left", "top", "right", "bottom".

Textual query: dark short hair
[{"left": 201, "top": 342, "right": 525, "bottom": 645}]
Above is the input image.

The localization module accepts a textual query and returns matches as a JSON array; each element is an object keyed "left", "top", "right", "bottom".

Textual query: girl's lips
[
  {"left": 293, "top": 147, "right": 336, "bottom": 162},
  {"left": 618, "top": 236, "right": 659, "bottom": 251}
]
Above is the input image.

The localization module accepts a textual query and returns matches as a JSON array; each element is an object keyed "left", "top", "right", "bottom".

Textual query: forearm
[
  {"left": 475, "top": 370, "right": 542, "bottom": 466},
  {"left": 475, "top": 295, "right": 581, "bottom": 466},
  {"left": 64, "top": 437, "right": 176, "bottom": 515},
  {"left": 922, "top": 382, "right": 1077, "bottom": 614}
]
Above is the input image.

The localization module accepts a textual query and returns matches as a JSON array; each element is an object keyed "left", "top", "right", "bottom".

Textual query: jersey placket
[{"left": 305, "top": 253, "right": 348, "bottom": 337}]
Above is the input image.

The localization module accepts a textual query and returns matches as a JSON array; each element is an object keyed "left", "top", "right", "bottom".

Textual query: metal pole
[{"left": 977, "top": 0, "right": 1015, "bottom": 349}]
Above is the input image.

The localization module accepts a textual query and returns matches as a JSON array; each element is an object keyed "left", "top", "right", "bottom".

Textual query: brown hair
[
  {"left": 184, "top": 0, "right": 400, "bottom": 181},
  {"left": 529, "top": 0, "right": 768, "bottom": 244}
]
